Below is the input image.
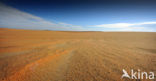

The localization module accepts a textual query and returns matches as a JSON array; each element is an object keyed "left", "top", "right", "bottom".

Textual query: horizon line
[{"left": 1, "top": 27, "right": 155, "bottom": 32}]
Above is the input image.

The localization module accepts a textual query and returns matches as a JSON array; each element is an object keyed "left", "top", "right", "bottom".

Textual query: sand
[{"left": 0, "top": 28, "right": 156, "bottom": 81}]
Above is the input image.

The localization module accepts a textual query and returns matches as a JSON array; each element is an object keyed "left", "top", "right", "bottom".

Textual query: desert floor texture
[{"left": 0, "top": 28, "right": 156, "bottom": 81}]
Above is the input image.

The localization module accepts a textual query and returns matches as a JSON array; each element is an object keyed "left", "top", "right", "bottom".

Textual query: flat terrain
[{"left": 0, "top": 28, "right": 156, "bottom": 81}]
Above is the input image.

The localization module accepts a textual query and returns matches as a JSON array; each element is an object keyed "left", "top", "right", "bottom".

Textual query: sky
[{"left": 0, "top": 0, "right": 156, "bottom": 31}]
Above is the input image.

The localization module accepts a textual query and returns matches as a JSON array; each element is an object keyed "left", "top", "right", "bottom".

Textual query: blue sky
[{"left": 0, "top": 0, "right": 156, "bottom": 31}]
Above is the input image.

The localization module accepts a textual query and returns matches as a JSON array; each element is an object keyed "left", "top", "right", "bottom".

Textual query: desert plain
[{"left": 0, "top": 28, "right": 156, "bottom": 81}]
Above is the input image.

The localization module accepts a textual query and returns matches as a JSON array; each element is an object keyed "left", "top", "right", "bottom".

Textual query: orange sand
[{"left": 0, "top": 28, "right": 156, "bottom": 81}]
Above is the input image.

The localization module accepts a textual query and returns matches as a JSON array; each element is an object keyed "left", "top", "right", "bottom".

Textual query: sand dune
[{"left": 0, "top": 28, "right": 156, "bottom": 81}]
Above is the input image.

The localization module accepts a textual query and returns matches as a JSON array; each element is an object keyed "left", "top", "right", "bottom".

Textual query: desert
[{"left": 0, "top": 28, "right": 156, "bottom": 81}]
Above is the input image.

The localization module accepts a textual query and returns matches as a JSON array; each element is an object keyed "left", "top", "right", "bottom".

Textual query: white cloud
[
  {"left": 90, "top": 22, "right": 156, "bottom": 31},
  {"left": 138, "top": 22, "right": 156, "bottom": 25},
  {"left": 92, "top": 23, "right": 134, "bottom": 28},
  {"left": 0, "top": 3, "right": 84, "bottom": 31}
]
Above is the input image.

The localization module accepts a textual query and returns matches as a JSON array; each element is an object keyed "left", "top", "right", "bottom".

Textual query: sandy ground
[{"left": 0, "top": 28, "right": 156, "bottom": 81}]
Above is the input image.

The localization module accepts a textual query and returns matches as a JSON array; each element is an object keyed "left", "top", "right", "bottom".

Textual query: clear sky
[{"left": 0, "top": 0, "right": 156, "bottom": 31}]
